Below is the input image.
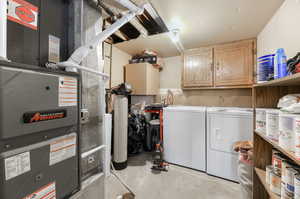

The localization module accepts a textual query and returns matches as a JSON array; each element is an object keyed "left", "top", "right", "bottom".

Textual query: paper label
[
  {"left": 49, "top": 35, "right": 60, "bottom": 63},
  {"left": 5, "top": 152, "right": 31, "bottom": 181},
  {"left": 58, "top": 76, "right": 78, "bottom": 107},
  {"left": 49, "top": 133, "right": 77, "bottom": 166},
  {"left": 22, "top": 182, "right": 56, "bottom": 199},
  {"left": 8, "top": 0, "right": 39, "bottom": 30}
]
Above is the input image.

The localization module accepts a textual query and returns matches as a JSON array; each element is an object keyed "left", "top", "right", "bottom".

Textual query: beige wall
[
  {"left": 160, "top": 56, "right": 182, "bottom": 89},
  {"left": 111, "top": 46, "right": 131, "bottom": 87},
  {"left": 257, "top": 0, "right": 300, "bottom": 59},
  {"left": 159, "top": 56, "right": 252, "bottom": 107}
]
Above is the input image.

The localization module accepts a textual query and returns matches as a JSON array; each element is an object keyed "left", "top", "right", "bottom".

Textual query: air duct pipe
[{"left": 0, "top": 0, "right": 7, "bottom": 60}]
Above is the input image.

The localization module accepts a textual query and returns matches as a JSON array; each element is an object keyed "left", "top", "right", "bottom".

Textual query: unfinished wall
[
  {"left": 111, "top": 46, "right": 131, "bottom": 87},
  {"left": 257, "top": 0, "right": 300, "bottom": 59},
  {"left": 159, "top": 56, "right": 252, "bottom": 107}
]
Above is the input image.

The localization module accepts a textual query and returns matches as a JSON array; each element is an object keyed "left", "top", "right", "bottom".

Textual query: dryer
[{"left": 206, "top": 107, "right": 253, "bottom": 181}]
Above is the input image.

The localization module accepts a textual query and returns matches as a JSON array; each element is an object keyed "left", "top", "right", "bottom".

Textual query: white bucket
[
  {"left": 295, "top": 174, "right": 300, "bottom": 196},
  {"left": 266, "top": 109, "right": 280, "bottom": 141},
  {"left": 286, "top": 167, "right": 298, "bottom": 194},
  {"left": 266, "top": 165, "right": 273, "bottom": 184},
  {"left": 282, "top": 160, "right": 292, "bottom": 183},
  {"left": 279, "top": 113, "right": 296, "bottom": 152},
  {"left": 270, "top": 170, "right": 281, "bottom": 196},
  {"left": 294, "top": 117, "right": 300, "bottom": 160},
  {"left": 256, "top": 108, "right": 268, "bottom": 134}
]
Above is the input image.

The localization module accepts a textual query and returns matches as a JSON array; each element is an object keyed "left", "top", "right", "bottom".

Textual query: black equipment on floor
[
  {"left": 146, "top": 119, "right": 160, "bottom": 151},
  {"left": 128, "top": 112, "right": 147, "bottom": 155}
]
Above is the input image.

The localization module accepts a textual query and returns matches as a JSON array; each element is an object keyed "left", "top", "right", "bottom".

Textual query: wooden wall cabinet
[
  {"left": 124, "top": 63, "right": 160, "bottom": 95},
  {"left": 214, "top": 40, "right": 254, "bottom": 86},
  {"left": 182, "top": 47, "right": 213, "bottom": 87},
  {"left": 182, "top": 39, "right": 255, "bottom": 89}
]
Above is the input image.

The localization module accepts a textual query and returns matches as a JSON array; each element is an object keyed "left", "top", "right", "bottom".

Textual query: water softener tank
[{"left": 113, "top": 95, "right": 128, "bottom": 170}]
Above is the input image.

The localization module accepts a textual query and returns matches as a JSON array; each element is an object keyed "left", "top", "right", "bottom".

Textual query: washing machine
[
  {"left": 206, "top": 107, "right": 253, "bottom": 182},
  {"left": 163, "top": 106, "right": 206, "bottom": 171}
]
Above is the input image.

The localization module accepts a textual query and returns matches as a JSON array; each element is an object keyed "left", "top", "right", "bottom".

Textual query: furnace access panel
[{"left": 0, "top": 61, "right": 80, "bottom": 199}]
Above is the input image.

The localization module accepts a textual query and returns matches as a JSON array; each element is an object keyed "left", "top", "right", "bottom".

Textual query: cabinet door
[
  {"left": 146, "top": 64, "right": 160, "bottom": 95},
  {"left": 125, "top": 63, "right": 160, "bottom": 95},
  {"left": 214, "top": 40, "right": 254, "bottom": 86},
  {"left": 183, "top": 47, "right": 213, "bottom": 87}
]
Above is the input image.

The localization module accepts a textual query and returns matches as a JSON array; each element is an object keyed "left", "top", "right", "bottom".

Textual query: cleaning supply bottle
[{"left": 274, "top": 48, "right": 288, "bottom": 79}]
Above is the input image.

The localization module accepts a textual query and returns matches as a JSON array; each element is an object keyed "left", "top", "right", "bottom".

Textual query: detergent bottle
[{"left": 274, "top": 48, "right": 288, "bottom": 79}]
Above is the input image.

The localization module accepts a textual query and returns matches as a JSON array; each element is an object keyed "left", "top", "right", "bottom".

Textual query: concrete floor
[{"left": 106, "top": 154, "right": 243, "bottom": 199}]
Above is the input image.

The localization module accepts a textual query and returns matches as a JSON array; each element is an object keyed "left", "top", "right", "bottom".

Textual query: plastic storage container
[
  {"left": 256, "top": 108, "right": 269, "bottom": 134},
  {"left": 274, "top": 48, "right": 288, "bottom": 79},
  {"left": 258, "top": 54, "right": 275, "bottom": 82},
  {"left": 266, "top": 109, "right": 280, "bottom": 141},
  {"left": 279, "top": 113, "right": 296, "bottom": 152}
]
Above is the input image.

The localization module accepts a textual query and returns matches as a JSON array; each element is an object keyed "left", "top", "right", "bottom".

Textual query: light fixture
[
  {"left": 169, "top": 29, "right": 180, "bottom": 43},
  {"left": 168, "top": 28, "right": 184, "bottom": 52}
]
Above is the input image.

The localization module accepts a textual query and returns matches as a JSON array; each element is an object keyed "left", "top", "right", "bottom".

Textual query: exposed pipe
[
  {"left": 57, "top": 0, "right": 144, "bottom": 77},
  {"left": 0, "top": 0, "right": 7, "bottom": 60},
  {"left": 57, "top": 61, "right": 110, "bottom": 80},
  {"left": 86, "top": 0, "right": 102, "bottom": 12},
  {"left": 87, "top": 0, "right": 116, "bottom": 19},
  {"left": 63, "top": 11, "right": 136, "bottom": 65},
  {"left": 114, "top": 0, "right": 144, "bottom": 15},
  {"left": 97, "top": 0, "right": 116, "bottom": 18}
]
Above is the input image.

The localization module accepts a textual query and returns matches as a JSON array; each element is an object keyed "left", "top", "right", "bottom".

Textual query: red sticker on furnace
[
  {"left": 15, "top": 6, "right": 35, "bottom": 23},
  {"left": 7, "top": 0, "right": 38, "bottom": 30}
]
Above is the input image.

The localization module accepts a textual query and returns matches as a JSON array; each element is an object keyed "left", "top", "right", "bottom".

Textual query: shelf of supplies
[
  {"left": 255, "top": 131, "right": 300, "bottom": 165},
  {"left": 254, "top": 168, "right": 280, "bottom": 199},
  {"left": 254, "top": 73, "right": 300, "bottom": 87}
]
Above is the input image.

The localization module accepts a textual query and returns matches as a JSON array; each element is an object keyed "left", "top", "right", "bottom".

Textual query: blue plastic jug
[{"left": 274, "top": 48, "right": 287, "bottom": 79}]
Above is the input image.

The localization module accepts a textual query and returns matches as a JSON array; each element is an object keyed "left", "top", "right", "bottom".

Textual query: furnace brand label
[
  {"left": 23, "top": 110, "right": 67, "bottom": 123},
  {"left": 5, "top": 152, "right": 31, "bottom": 181},
  {"left": 22, "top": 182, "right": 56, "bottom": 199},
  {"left": 49, "top": 133, "right": 77, "bottom": 166},
  {"left": 7, "top": 0, "right": 39, "bottom": 30},
  {"left": 49, "top": 35, "right": 60, "bottom": 63},
  {"left": 58, "top": 76, "right": 78, "bottom": 107}
]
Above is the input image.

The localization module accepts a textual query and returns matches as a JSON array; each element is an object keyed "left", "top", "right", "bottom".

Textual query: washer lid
[
  {"left": 163, "top": 106, "right": 206, "bottom": 112},
  {"left": 207, "top": 107, "right": 253, "bottom": 116}
]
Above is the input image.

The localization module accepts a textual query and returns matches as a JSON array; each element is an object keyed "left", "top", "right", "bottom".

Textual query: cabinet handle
[{"left": 216, "top": 62, "right": 221, "bottom": 71}]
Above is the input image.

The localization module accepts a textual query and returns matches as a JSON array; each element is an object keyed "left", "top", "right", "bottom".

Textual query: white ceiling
[{"left": 115, "top": 0, "right": 284, "bottom": 57}]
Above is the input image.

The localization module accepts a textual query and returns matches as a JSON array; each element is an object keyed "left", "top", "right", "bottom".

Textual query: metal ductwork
[
  {"left": 86, "top": 0, "right": 101, "bottom": 12},
  {"left": 87, "top": 0, "right": 116, "bottom": 18},
  {"left": 0, "top": 0, "right": 7, "bottom": 60},
  {"left": 85, "top": 0, "right": 168, "bottom": 44},
  {"left": 57, "top": 0, "right": 144, "bottom": 75}
]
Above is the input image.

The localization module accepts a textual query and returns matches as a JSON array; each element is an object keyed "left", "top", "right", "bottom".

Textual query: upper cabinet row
[{"left": 182, "top": 40, "right": 255, "bottom": 88}]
